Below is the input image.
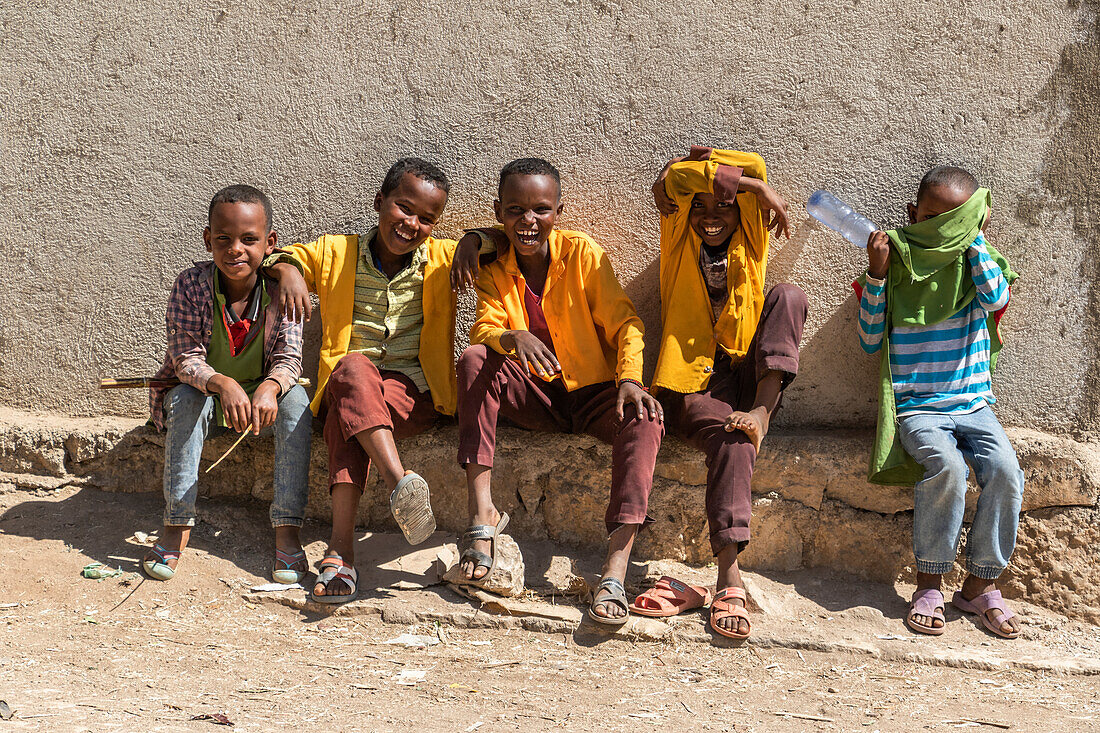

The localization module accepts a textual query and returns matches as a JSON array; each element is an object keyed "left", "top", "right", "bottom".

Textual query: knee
[
  {"left": 926, "top": 452, "right": 970, "bottom": 492},
  {"left": 277, "top": 384, "right": 311, "bottom": 415},
  {"left": 457, "top": 344, "right": 494, "bottom": 383},
  {"left": 983, "top": 448, "right": 1024, "bottom": 496},
  {"left": 166, "top": 383, "right": 208, "bottom": 418},
  {"left": 766, "top": 283, "right": 808, "bottom": 315},
  {"left": 328, "top": 353, "right": 377, "bottom": 390}
]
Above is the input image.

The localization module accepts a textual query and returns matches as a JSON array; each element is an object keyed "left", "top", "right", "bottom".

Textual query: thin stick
[
  {"left": 100, "top": 377, "right": 311, "bottom": 389},
  {"left": 205, "top": 427, "right": 252, "bottom": 473}
]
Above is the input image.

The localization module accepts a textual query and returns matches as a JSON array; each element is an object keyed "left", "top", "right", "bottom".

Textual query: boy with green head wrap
[{"left": 856, "top": 166, "right": 1024, "bottom": 640}]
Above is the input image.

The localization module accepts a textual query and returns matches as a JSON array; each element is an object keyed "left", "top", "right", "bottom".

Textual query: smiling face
[
  {"left": 494, "top": 173, "right": 563, "bottom": 259},
  {"left": 909, "top": 184, "right": 973, "bottom": 223},
  {"left": 373, "top": 173, "right": 449, "bottom": 259},
  {"left": 204, "top": 201, "right": 275, "bottom": 287},
  {"left": 687, "top": 192, "right": 741, "bottom": 248}
]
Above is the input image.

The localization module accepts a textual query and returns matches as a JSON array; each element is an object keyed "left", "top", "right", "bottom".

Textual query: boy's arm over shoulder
[
  {"left": 264, "top": 235, "right": 329, "bottom": 292},
  {"left": 966, "top": 234, "right": 1010, "bottom": 312},
  {"left": 571, "top": 232, "right": 646, "bottom": 384},
  {"left": 166, "top": 266, "right": 218, "bottom": 391}
]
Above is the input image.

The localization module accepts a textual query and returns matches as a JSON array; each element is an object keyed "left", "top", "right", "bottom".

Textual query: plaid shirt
[{"left": 149, "top": 261, "right": 303, "bottom": 430}]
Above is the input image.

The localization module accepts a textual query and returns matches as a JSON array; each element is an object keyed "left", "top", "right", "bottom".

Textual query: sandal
[
  {"left": 141, "top": 544, "right": 181, "bottom": 581},
  {"left": 458, "top": 513, "right": 510, "bottom": 584},
  {"left": 272, "top": 548, "right": 308, "bottom": 584},
  {"left": 709, "top": 586, "right": 751, "bottom": 640},
  {"left": 308, "top": 554, "right": 359, "bottom": 604},
  {"left": 630, "top": 576, "right": 711, "bottom": 618},
  {"left": 390, "top": 472, "right": 436, "bottom": 546},
  {"left": 905, "top": 588, "right": 946, "bottom": 636},
  {"left": 952, "top": 589, "right": 1020, "bottom": 639},
  {"left": 587, "top": 576, "right": 630, "bottom": 627}
]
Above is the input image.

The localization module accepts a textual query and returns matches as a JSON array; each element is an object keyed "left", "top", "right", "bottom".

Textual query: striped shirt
[
  {"left": 858, "top": 233, "right": 1010, "bottom": 416},
  {"left": 348, "top": 227, "right": 429, "bottom": 392}
]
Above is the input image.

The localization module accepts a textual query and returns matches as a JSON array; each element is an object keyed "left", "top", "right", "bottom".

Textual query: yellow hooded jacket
[
  {"left": 650, "top": 148, "right": 769, "bottom": 394},
  {"left": 471, "top": 229, "right": 645, "bottom": 390},
  {"left": 279, "top": 234, "right": 459, "bottom": 416}
]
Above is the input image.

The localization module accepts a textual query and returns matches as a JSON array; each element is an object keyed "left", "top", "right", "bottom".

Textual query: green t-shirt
[{"left": 207, "top": 274, "right": 268, "bottom": 427}]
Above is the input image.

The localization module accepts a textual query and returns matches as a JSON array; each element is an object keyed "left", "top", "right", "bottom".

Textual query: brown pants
[
  {"left": 322, "top": 353, "right": 438, "bottom": 490},
  {"left": 456, "top": 344, "right": 664, "bottom": 532},
  {"left": 662, "top": 283, "right": 808, "bottom": 555}
]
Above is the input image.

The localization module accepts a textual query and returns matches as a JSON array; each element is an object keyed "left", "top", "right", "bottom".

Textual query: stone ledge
[{"left": 1, "top": 407, "right": 1098, "bottom": 623}]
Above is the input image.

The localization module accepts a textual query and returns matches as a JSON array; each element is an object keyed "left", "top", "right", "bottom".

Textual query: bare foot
[
  {"left": 724, "top": 405, "right": 770, "bottom": 452},
  {"left": 461, "top": 508, "right": 501, "bottom": 581},
  {"left": 959, "top": 575, "right": 1021, "bottom": 637},
  {"left": 143, "top": 526, "right": 190, "bottom": 572}
]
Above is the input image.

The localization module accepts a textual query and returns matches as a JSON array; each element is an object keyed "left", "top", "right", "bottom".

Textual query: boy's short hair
[
  {"left": 208, "top": 184, "right": 273, "bottom": 231},
  {"left": 917, "top": 166, "right": 979, "bottom": 202},
  {"left": 498, "top": 157, "right": 561, "bottom": 198},
  {"left": 380, "top": 157, "right": 451, "bottom": 197}
]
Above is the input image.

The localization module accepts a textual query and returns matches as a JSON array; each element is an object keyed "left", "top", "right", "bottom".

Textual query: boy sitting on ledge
[
  {"left": 857, "top": 166, "right": 1024, "bottom": 639},
  {"left": 144, "top": 184, "right": 311, "bottom": 583}
]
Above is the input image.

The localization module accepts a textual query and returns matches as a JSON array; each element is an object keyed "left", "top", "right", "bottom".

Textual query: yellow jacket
[
  {"left": 471, "top": 229, "right": 645, "bottom": 390},
  {"left": 651, "top": 149, "right": 769, "bottom": 394},
  {"left": 281, "top": 234, "right": 459, "bottom": 416}
]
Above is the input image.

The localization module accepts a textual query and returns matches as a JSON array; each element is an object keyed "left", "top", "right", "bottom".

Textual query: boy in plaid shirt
[{"left": 143, "top": 185, "right": 312, "bottom": 583}]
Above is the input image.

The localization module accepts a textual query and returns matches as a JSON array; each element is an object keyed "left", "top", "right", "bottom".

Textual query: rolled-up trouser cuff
[
  {"left": 711, "top": 527, "right": 751, "bottom": 556},
  {"left": 270, "top": 517, "right": 305, "bottom": 529},
  {"left": 966, "top": 562, "right": 1006, "bottom": 580},
  {"left": 163, "top": 515, "right": 197, "bottom": 528},
  {"left": 915, "top": 559, "right": 955, "bottom": 575}
]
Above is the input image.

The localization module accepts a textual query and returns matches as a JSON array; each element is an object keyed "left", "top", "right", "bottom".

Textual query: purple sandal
[
  {"left": 952, "top": 589, "right": 1020, "bottom": 639},
  {"left": 906, "top": 588, "right": 946, "bottom": 635}
]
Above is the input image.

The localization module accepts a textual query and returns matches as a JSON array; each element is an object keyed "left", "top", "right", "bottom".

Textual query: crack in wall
[{"left": 1037, "top": 2, "right": 1100, "bottom": 433}]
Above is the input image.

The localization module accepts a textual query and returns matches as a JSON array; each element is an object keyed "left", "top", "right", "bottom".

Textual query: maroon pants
[
  {"left": 457, "top": 344, "right": 664, "bottom": 533},
  {"left": 322, "top": 353, "right": 438, "bottom": 490},
  {"left": 662, "top": 283, "right": 808, "bottom": 555}
]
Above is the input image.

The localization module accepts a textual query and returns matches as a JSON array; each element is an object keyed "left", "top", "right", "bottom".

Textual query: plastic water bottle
[{"left": 806, "top": 190, "right": 877, "bottom": 248}]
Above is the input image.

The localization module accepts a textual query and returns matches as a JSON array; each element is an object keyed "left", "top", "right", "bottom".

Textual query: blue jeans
[
  {"left": 897, "top": 406, "right": 1024, "bottom": 579},
  {"left": 162, "top": 383, "right": 312, "bottom": 527}
]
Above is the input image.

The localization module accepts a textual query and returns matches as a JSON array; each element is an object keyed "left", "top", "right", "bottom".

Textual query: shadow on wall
[{"left": 1034, "top": 1, "right": 1100, "bottom": 432}]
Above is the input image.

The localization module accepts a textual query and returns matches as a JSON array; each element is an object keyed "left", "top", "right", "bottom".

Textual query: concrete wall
[{"left": 1, "top": 0, "right": 1098, "bottom": 435}]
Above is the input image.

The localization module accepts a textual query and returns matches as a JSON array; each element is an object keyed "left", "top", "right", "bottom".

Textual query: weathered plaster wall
[{"left": 1, "top": 0, "right": 1097, "bottom": 434}]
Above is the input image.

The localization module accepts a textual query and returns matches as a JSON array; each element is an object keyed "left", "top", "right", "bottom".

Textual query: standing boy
[
  {"left": 858, "top": 166, "right": 1024, "bottom": 639},
  {"left": 144, "top": 184, "right": 312, "bottom": 583},
  {"left": 456, "top": 158, "right": 664, "bottom": 626},
  {"left": 647, "top": 147, "right": 806, "bottom": 639},
  {"left": 269, "top": 158, "right": 490, "bottom": 603}
]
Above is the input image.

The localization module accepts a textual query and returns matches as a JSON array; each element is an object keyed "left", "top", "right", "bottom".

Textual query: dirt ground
[{"left": 1, "top": 483, "right": 1099, "bottom": 732}]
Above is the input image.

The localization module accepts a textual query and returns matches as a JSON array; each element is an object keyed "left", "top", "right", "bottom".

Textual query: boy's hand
[
  {"left": 450, "top": 232, "right": 483, "bottom": 293},
  {"left": 208, "top": 375, "right": 252, "bottom": 433},
  {"left": 651, "top": 156, "right": 685, "bottom": 216},
  {"left": 867, "top": 231, "right": 891, "bottom": 279},
  {"left": 270, "top": 262, "right": 312, "bottom": 322},
  {"left": 740, "top": 178, "right": 790, "bottom": 239},
  {"left": 250, "top": 380, "right": 281, "bottom": 435},
  {"left": 616, "top": 381, "right": 663, "bottom": 423},
  {"left": 501, "top": 330, "right": 561, "bottom": 380}
]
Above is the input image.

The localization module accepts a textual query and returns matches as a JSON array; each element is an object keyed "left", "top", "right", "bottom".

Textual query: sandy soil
[{"left": 1, "top": 483, "right": 1098, "bottom": 732}]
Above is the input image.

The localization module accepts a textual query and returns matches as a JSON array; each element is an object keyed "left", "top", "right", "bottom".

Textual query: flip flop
[
  {"left": 390, "top": 472, "right": 436, "bottom": 546},
  {"left": 141, "top": 543, "right": 181, "bottom": 581},
  {"left": 272, "top": 548, "right": 308, "bottom": 584},
  {"left": 952, "top": 589, "right": 1020, "bottom": 639},
  {"left": 458, "top": 512, "right": 510, "bottom": 585},
  {"left": 309, "top": 554, "right": 359, "bottom": 604},
  {"left": 588, "top": 576, "right": 630, "bottom": 627},
  {"left": 905, "top": 588, "right": 946, "bottom": 636},
  {"left": 709, "top": 586, "right": 751, "bottom": 640},
  {"left": 629, "top": 576, "right": 712, "bottom": 618}
]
